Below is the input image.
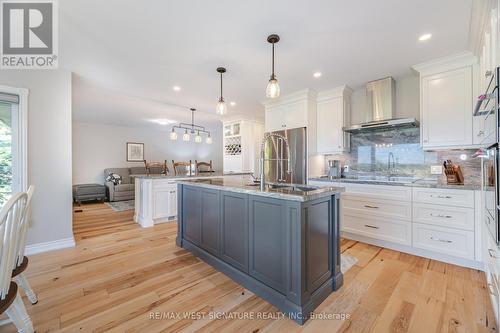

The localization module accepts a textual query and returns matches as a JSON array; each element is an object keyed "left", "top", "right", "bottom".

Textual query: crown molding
[
  {"left": 412, "top": 51, "right": 478, "bottom": 76},
  {"left": 468, "top": 0, "right": 496, "bottom": 56}
]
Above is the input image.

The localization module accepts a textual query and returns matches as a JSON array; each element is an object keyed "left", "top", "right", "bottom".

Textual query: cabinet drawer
[
  {"left": 412, "top": 203, "right": 474, "bottom": 231},
  {"left": 412, "top": 223, "right": 474, "bottom": 260},
  {"left": 341, "top": 183, "right": 412, "bottom": 202},
  {"left": 412, "top": 188, "right": 474, "bottom": 208},
  {"left": 342, "top": 213, "right": 411, "bottom": 246},
  {"left": 343, "top": 197, "right": 411, "bottom": 221},
  {"left": 485, "top": 230, "right": 500, "bottom": 287}
]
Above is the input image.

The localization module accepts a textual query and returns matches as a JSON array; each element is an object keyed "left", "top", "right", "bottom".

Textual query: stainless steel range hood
[{"left": 343, "top": 77, "right": 419, "bottom": 133}]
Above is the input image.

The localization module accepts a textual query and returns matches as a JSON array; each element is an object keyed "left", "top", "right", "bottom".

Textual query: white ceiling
[{"left": 62, "top": 0, "right": 473, "bottom": 129}]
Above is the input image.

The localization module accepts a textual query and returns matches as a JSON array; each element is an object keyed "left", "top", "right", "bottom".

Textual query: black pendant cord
[
  {"left": 191, "top": 109, "right": 194, "bottom": 129},
  {"left": 272, "top": 42, "right": 275, "bottom": 78},
  {"left": 220, "top": 72, "right": 223, "bottom": 100}
]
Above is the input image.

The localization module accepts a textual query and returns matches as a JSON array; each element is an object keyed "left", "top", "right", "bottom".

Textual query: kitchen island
[{"left": 175, "top": 177, "right": 344, "bottom": 324}]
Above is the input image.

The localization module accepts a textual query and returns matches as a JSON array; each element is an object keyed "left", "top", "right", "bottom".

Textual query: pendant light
[
  {"left": 169, "top": 128, "right": 178, "bottom": 140},
  {"left": 266, "top": 34, "right": 280, "bottom": 98},
  {"left": 216, "top": 67, "right": 227, "bottom": 115},
  {"left": 169, "top": 108, "right": 212, "bottom": 144},
  {"left": 182, "top": 129, "right": 190, "bottom": 142},
  {"left": 194, "top": 131, "right": 202, "bottom": 143}
]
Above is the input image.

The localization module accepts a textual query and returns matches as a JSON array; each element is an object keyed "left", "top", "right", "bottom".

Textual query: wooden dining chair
[
  {"left": 144, "top": 160, "right": 169, "bottom": 175},
  {"left": 12, "top": 186, "right": 37, "bottom": 305},
  {"left": 0, "top": 193, "right": 34, "bottom": 333},
  {"left": 195, "top": 160, "right": 213, "bottom": 175},
  {"left": 172, "top": 160, "right": 192, "bottom": 176}
]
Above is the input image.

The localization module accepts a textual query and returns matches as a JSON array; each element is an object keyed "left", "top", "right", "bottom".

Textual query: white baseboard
[{"left": 25, "top": 237, "right": 76, "bottom": 255}]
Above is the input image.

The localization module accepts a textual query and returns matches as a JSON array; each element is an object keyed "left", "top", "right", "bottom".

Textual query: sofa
[{"left": 104, "top": 167, "right": 164, "bottom": 202}]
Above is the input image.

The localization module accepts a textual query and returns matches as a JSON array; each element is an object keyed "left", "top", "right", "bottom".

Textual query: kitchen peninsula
[
  {"left": 175, "top": 177, "right": 344, "bottom": 324},
  {"left": 133, "top": 172, "right": 245, "bottom": 228}
]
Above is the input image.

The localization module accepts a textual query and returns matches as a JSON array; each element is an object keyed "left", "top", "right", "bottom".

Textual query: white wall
[
  {"left": 350, "top": 74, "right": 420, "bottom": 124},
  {"left": 72, "top": 121, "right": 223, "bottom": 184},
  {"left": 0, "top": 71, "right": 73, "bottom": 246}
]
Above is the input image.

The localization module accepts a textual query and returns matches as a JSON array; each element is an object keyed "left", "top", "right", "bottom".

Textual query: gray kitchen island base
[
  {"left": 180, "top": 238, "right": 343, "bottom": 324},
  {"left": 175, "top": 179, "right": 344, "bottom": 325}
]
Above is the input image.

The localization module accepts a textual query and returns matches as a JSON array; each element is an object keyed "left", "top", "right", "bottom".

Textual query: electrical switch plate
[{"left": 430, "top": 165, "right": 443, "bottom": 175}]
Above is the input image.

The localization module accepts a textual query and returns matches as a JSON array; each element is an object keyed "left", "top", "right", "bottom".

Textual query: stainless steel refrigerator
[{"left": 262, "top": 127, "right": 307, "bottom": 185}]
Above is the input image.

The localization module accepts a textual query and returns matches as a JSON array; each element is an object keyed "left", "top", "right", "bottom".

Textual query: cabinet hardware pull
[
  {"left": 489, "top": 249, "right": 499, "bottom": 259},
  {"left": 364, "top": 205, "right": 379, "bottom": 209},
  {"left": 430, "top": 195, "right": 452, "bottom": 199},
  {"left": 430, "top": 213, "right": 452, "bottom": 218},
  {"left": 364, "top": 224, "right": 379, "bottom": 229},
  {"left": 488, "top": 283, "right": 498, "bottom": 296},
  {"left": 486, "top": 70, "right": 493, "bottom": 77},
  {"left": 478, "top": 130, "right": 485, "bottom": 136},
  {"left": 430, "top": 236, "right": 452, "bottom": 243}
]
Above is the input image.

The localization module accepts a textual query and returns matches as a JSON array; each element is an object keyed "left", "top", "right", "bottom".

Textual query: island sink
[{"left": 175, "top": 178, "right": 344, "bottom": 324}]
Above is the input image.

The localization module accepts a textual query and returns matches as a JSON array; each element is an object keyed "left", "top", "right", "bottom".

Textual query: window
[{"left": 0, "top": 88, "right": 28, "bottom": 207}]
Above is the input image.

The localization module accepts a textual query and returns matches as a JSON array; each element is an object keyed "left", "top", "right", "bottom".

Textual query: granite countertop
[
  {"left": 177, "top": 177, "right": 344, "bottom": 202},
  {"left": 132, "top": 172, "right": 250, "bottom": 180},
  {"left": 309, "top": 177, "right": 480, "bottom": 191}
]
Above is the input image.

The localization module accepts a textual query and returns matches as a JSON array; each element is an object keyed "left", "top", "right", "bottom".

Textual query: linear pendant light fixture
[
  {"left": 266, "top": 34, "right": 281, "bottom": 99},
  {"left": 216, "top": 67, "right": 227, "bottom": 115},
  {"left": 170, "top": 108, "right": 212, "bottom": 144}
]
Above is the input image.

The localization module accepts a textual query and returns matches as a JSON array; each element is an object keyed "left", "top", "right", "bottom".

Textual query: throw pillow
[{"left": 105, "top": 173, "right": 122, "bottom": 185}]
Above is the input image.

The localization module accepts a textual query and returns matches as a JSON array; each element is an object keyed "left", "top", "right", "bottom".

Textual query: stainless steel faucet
[
  {"left": 387, "top": 152, "right": 396, "bottom": 176},
  {"left": 259, "top": 133, "right": 292, "bottom": 190}
]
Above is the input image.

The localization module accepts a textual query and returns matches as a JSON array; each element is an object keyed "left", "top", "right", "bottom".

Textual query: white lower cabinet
[
  {"left": 412, "top": 203, "right": 474, "bottom": 231},
  {"left": 343, "top": 213, "right": 411, "bottom": 246},
  {"left": 343, "top": 196, "right": 411, "bottom": 221},
  {"left": 135, "top": 178, "right": 178, "bottom": 228},
  {"left": 412, "top": 223, "right": 475, "bottom": 260},
  {"left": 327, "top": 182, "right": 480, "bottom": 269}
]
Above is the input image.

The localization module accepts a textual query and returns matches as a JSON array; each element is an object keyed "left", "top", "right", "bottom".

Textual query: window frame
[{"left": 0, "top": 85, "right": 29, "bottom": 192}]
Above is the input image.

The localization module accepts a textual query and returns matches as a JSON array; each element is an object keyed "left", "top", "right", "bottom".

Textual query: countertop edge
[
  {"left": 177, "top": 179, "right": 344, "bottom": 202},
  {"left": 308, "top": 177, "right": 480, "bottom": 191}
]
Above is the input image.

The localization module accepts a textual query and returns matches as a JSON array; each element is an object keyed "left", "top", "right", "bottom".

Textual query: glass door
[{"left": 0, "top": 93, "right": 20, "bottom": 207}]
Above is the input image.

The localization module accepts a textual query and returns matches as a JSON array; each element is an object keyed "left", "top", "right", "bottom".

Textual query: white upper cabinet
[
  {"left": 263, "top": 89, "right": 317, "bottom": 154},
  {"left": 316, "top": 86, "right": 352, "bottom": 154},
  {"left": 413, "top": 52, "right": 478, "bottom": 150},
  {"left": 263, "top": 89, "right": 317, "bottom": 132}
]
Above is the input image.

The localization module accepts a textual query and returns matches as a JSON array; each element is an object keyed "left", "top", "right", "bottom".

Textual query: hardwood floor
[{"left": 2, "top": 202, "right": 497, "bottom": 332}]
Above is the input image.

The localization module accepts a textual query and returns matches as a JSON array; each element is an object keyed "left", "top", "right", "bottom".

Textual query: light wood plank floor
[{"left": 1, "top": 202, "right": 497, "bottom": 332}]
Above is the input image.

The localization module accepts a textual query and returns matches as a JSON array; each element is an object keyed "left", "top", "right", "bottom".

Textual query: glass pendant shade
[
  {"left": 169, "top": 129, "right": 178, "bottom": 141},
  {"left": 266, "top": 76, "right": 280, "bottom": 98},
  {"left": 216, "top": 97, "right": 227, "bottom": 115},
  {"left": 194, "top": 132, "right": 202, "bottom": 143},
  {"left": 206, "top": 134, "right": 213, "bottom": 144},
  {"left": 182, "top": 129, "right": 190, "bottom": 142}
]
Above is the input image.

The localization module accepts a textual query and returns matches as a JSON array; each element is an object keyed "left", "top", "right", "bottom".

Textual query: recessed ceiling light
[
  {"left": 418, "top": 33, "right": 432, "bottom": 41},
  {"left": 173, "top": 86, "right": 181, "bottom": 92},
  {"left": 313, "top": 72, "right": 322, "bottom": 78},
  {"left": 151, "top": 119, "right": 176, "bottom": 126},
  {"left": 230, "top": 101, "right": 236, "bottom": 106}
]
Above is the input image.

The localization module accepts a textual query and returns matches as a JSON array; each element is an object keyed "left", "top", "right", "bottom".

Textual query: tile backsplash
[{"left": 325, "top": 127, "right": 481, "bottom": 185}]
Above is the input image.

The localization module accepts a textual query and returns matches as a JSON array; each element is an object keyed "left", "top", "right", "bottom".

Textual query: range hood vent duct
[{"left": 343, "top": 77, "right": 419, "bottom": 133}]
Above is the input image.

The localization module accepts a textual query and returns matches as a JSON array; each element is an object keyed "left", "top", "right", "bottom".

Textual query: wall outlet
[{"left": 430, "top": 165, "right": 443, "bottom": 175}]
